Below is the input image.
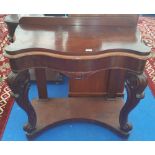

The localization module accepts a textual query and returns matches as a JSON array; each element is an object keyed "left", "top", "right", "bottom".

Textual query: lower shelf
[{"left": 27, "top": 97, "right": 129, "bottom": 138}]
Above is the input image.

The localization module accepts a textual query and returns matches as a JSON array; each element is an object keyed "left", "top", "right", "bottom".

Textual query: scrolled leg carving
[
  {"left": 119, "top": 72, "right": 147, "bottom": 132},
  {"left": 7, "top": 70, "right": 37, "bottom": 133}
]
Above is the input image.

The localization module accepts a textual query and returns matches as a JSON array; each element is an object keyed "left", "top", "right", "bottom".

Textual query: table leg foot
[
  {"left": 23, "top": 123, "right": 36, "bottom": 133},
  {"left": 120, "top": 123, "right": 132, "bottom": 132}
]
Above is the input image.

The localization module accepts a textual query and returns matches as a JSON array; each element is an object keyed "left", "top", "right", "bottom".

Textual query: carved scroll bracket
[
  {"left": 7, "top": 70, "right": 37, "bottom": 133},
  {"left": 119, "top": 72, "right": 148, "bottom": 132}
]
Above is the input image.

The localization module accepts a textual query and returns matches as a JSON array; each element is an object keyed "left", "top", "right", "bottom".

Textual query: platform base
[{"left": 26, "top": 97, "right": 130, "bottom": 138}]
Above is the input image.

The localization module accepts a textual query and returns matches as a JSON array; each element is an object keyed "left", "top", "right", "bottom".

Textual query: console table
[{"left": 4, "top": 15, "right": 150, "bottom": 138}]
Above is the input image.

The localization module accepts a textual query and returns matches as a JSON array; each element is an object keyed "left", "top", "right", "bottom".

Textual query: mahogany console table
[{"left": 4, "top": 15, "right": 151, "bottom": 138}]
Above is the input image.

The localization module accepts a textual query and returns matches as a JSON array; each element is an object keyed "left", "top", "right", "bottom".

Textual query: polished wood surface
[
  {"left": 107, "top": 70, "right": 126, "bottom": 97},
  {"left": 5, "top": 16, "right": 149, "bottom": 56},
  {"left": 69, "top": 71, "right": 110, "bottom": 97},
  {"left": 27, "top": 97, "right": 127, "bottom": 138},
  {"left": 69, "top": 70, "right": 125, "bottom": 97},
  {"left": 20, "top": 15, "right": 139, "bottom": 26},
  {"left": 5, "top": 15, "right": 151, "bottom": 138},
  {"left": 35, "top": 68, "right": 47, "bottom": 99}
]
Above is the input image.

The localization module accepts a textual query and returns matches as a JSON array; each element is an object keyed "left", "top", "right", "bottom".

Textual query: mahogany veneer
[
  {"left": 28, "top": 97, "right": 126, "bottom": 138},
  {"left": 5, "top": 15, "right": 151, "bottom": 139}
]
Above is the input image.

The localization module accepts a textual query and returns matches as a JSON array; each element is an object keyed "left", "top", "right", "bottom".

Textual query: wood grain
[
  {"left": 5, "top": 15, "right": 150, "bottom": 138},
  {"left": 26, "top": 97, "right": 129, "bottom": 138}
]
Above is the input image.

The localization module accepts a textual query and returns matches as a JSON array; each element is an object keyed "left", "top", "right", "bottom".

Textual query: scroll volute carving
[
  {"left": 119, "top": 72, "right": 148, "bottom": 132},
  {"left": 7, "top": 70, "right": 37, "bottom": 132}
]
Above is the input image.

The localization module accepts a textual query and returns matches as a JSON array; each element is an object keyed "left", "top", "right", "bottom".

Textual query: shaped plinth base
[{"left": 25, "top": 97, "right": 130, "bottom": 139}]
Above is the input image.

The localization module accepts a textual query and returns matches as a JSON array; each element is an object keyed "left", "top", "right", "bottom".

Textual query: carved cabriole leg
[
  {"left": 119, "top": 72, "right": 148, "bottom": 132},
  {"left": 7, "top": 70, "right": 37, "bottom": 133}
]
